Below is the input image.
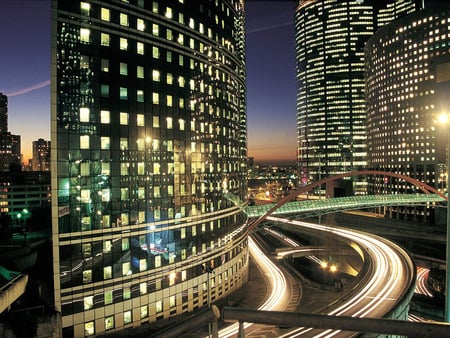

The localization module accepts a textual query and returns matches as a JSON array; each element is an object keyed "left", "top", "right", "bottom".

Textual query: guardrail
[{"left": 0, "top": 273, "right": 28, "bottom": 314}]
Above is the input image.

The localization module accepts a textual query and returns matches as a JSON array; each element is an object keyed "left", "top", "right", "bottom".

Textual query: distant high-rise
[
  {"left": 295, "top": 0, "right": 422, "bottom": 194},
  {"left": 32, "top": 138, "right": 50, "bottom": 172},
  {"left": 365, "top": 5, "right": 450, "bottom": 222},
  {"left": 0, "top": 93, "right": 7, "bottom": 134},
  {"left": 51, "top": 1, "right": 247, "bottom": 337}
]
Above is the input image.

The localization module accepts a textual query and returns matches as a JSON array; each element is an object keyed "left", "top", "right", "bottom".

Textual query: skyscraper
[
  {"left": 51, "top": 1, "right": 248, "bottom": 336},
  {"left": 295, "top": 0, "right": 421, "bottom": 194},
  {"left": 0, "top": 93, "right": 7, "bottom": 134},
  {"left": 32, "top": 138, "right": 51, "bottom": 172},
  {"left": 0, "top": 93, "right": 21, "bottom": 171}
]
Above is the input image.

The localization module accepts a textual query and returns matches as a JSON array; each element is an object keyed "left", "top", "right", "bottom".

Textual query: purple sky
[{"left": 0, "top": 0, "right": 297, "bottom": 165}]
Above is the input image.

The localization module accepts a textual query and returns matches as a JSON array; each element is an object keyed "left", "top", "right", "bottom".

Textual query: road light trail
[
  {"left": 416, "top": 266, "right": 434, "bottom": 297},
  {"left": 272, "top": 217, "right": 415, "bottom": 338},
  {"left": 218, "top": 235, "right": 289, "bottom": 337}
]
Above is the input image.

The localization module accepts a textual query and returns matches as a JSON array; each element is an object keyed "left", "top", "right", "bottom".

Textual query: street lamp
[{"left": 439, "top": 113, "right": 450, "bottom": 322}]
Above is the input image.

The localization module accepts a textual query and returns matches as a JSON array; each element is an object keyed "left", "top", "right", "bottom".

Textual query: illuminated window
[
  {"left": 120, "top": 112, "right": 129, "bottom": 125},
  {"left": 156, "top": 300, "right": 163, "bottom": 313},
  {"left": 152, "top": 46, "right": 159, "bottom": 58},
  {"left": 167, "top": 117, "right": 173, "bottom": 129},
  {"left": 122, "top": 238, "right": 129, "bottom": 251},
  {"left": 84, "top": 296, "right": 93, "bottom": 310},
  {"left": 101, "top": 137, "right": 110, "bottom": 150},
  {"left": 80, "top": 107, "right": 89, "bottom": 122},
  {"left": 137, "top": 90, "right": 144, "bottom": 102},
  {"left": 165, "top": 7, "right": 173, "bottom": 19},
  {"left": 178, "top": 13, "right": 184, "bottom": 24},
  {"left": 178, "top": 33, "right": 184, "bottom": 45},
  {"left": 138, "top": 187, "right": 145, "bottom": 199},
  {"left": 120, "top": 87, "right": 128, "bottom": 100},
  {"left": 101, "top": 33, "right": 110, "bottom": 46},
  {"left": 80, "top": 2, "right": 90, "bottom": 16},
  {"left": 121, "top": 162, "right": 129, "bottom": 175},
  {"left": 120, "top": 62, "right": 128, "bottom": 75},
  {"left": 80, "top": 135, "right": 90, "bottom": 149},
  {"left": 167, "top": 29, "right": 173, "bottom": 41},
  {"left": 153, "top": 116, "right": 159, "bottom": 127},
  {"left": 139, "top": 258, "right": 147, "bottom": 271},
  {"left": 169, "top": 295, "right": 176, "bottom": 307},
  {"left": 137, "top": 18, "right": 145, "bottom": 31},
  {"left": 83, "top": 270, "right": 92, "bottom": 283},
  {"left": 141, "top": 306, "right": 148, "bottom": 319},
  {"left": 140, "top": 282, "right": 147, "bottom": 295},
  {"left": 103, "top": 240, "right": 111, "bottom": 252},
  {"left": 152, "top": 93, "right": 159, "bottom": 104},
  {"left": 105, "top": 316, "right": 114, "bottom": 330},
  {"left": 179, "top": 98, "right": 184, "bottom": 108},
  {"left": 137, "top": 66, "right": 144, "bottom": 78},
  {"left": 80, "top": 28, "right": 90, "bottom": 43},
  {"left": 100, "top": 110, "right": 110, "bottom": 124},
  {"left": 178, "top": 76, "right": 185, "bottom": 87},
  {"left": 123, "top": 287, "right": 131, "bottom": 299},
  {"left": 120, "top": 13, "right": 129, "bottom": 26},
  {"left": 101, "top": 59, "right": 109, "bottom": 71},
  {"left": 137, "top": 114, "right": 145, "bottom": 126},
  {"left": 123, "top": 262, "right": 131, "bottom": 276},
  {"left": 121, "top": 187, "right": 129, "bottom": 200},
  {"left": 167, "top": 50, "right": 172, "bottom": 62},
  {"left": 166, "top": 73, "right": 173, "bottom": 84},
  {"left": 152, "top": 70, "right": 160, "bottom": 81},
  {"left": 101, "top": 8, "right": 110, "bottom": 21},
  {"left": 104, "top": 290, "right": 113, "bottom": 305},
  {"left": 120, "top": 38, "right": 128, "bottom": 50},
  {"left": 152, "top": 23, "right": 159, "bottom": 36},
  {"left": 137, "top": 42, "right": 144, "bottom": 55},
  {"left": 152, "top": 2, "right": 158, "bottom": 13},
  {"left": 167, "top": 95, "right": 173, "bottom": 107},
  {"left": 85, "top": 322, "right": 95, "bottom": 336},
  {"left": 103, "top": 266, "right": 112, "bottom": 279},
  {"left": 124, "top": 311, "right": 132, "bottom": 325}
]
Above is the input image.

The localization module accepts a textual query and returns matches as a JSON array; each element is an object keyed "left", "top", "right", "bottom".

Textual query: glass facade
[
  {"left": 365, "top": 7, "right": 450, "bottom": 221},
  {"left": 295, "top": 0, "right": 419, "bottom": 194},
  {"left": 51, "top": 0, "right": 248, "bottom": 336}
]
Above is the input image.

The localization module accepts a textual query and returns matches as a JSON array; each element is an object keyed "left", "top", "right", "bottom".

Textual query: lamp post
[{"left": 440, "top": 113, "right": 450, "bottom": 322}]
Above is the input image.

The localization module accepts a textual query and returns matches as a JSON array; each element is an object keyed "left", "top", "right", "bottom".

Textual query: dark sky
[{"left": 0, "top": 0, "right": 298, "bottom": 164}]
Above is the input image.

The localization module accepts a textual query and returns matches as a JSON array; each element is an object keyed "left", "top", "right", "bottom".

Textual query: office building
[
  {"left": 365, "top": 5, "right": 450, "bottom": 222},
  {"left": 0, "top": 93, "right": 22, "bottom": 172},
  {"left": 0, "top": 93, "right": 7, "bottom": 134},
  {"left": 51, "top": 0, "right": 248, "bottom": 336},
  {"left": 32, "top": 138, "right": 51, "bottom": 172},
  {"left": 295, "top": 0, "right": 422, "bottom": 194}
]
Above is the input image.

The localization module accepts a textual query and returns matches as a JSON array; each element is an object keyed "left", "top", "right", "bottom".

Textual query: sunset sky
[{"left": 0, "top": 0, "right": 297, "bottom": 165}]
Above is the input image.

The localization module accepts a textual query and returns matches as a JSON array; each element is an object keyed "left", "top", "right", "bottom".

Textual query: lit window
[
  {"left": 101, "top": 59, "right": 109, "bottom": 71},
  {"left": 123, "top": 262, "right": 131, "bottom": 276},
  {"left": 179, "top": 98, "right": 184, "bottom": 108},
  {"left": 103, "top": 266, "right": 112, "bottom": 279},
  {"left": 137, "top": 114, "right": 145, "bottom": 126},
  {"left": 121, "top": 162, "right": 129, "bottom": 175},
  {"left": 120, "top": 13, "right": 129, "bottom": 26},
  {"left": 152, "top": 23, "right": 159, "bottom": 36},
  {"left": 152, "top": 46, "right": 159, "bottom": 58},
  {"left": 84, "top": 296, "right": 93, "bottom": 310},
  {"left": 167, "top": 117, "right": 173, "bottom": 129},
  {"left": 101, "top": 8, "right": 110, "bottom": 21},
  {"left": 80, "top": 135, "right": 90, "bottom": 149},
  {"left": 137, "top": 18, "right": 145, "bottom": 31},
  {"left": 105, "top": 316, "right": 114, "bottom": 330},
  {"left": 100, "top": 110, "right": 110, "bottom": 124},
  {"left": 140, "top": 282, "right": 147, "bottom": 294},
  {"left": 120, "top": 112, "right": 129, "bottom": 125},
  {"left": 120, "top": 38, "right": 128, "bottom": 50},
  {"left": 152, "top": 2, "right": 158, "bottom": 13},
  {"left": 167, "top": 95, "right": 173, "bottom": 107},
  {"left": 141, "top": 306, "right": 148, "bottom": 319},
  {"left": 139, "top": 258, "right": 147, "bottom": 271},
  {"left": 121, "top": 187, "right": 129, "bottom": 200},
  {"left": 169, "top": 295, "right": 176, "bottom": 307},
  {"left": 152, "top": 92, "right": 159, "bottom": 104},
  {"left": 137, "top": 65, "right": 144, "bottom": 78},
  {"left": 152, "top": 70, "right": 160, "bottom": 82},
  {"left": 153, "top": 116, "right": 159, "bottom": 127},
  {"left": 80, "top": 2, "right": 90, "bottom": 16},
  {"left": 120, "top": 62, "right": 128, "bottom": 75},
  {"left": 83, "top": 270, "right": 92, "bottom": 283},
  {"left": 120, "top": 87, "right": 128, "bottom": 100},
  {"left": 104, "top": 290, "right": 113, "bottom": 305},
  {"left": 138, "top": 186, "right": 145, "bottom": 199},
  {"left": 124, "top": 311, "right": 132, "bottom": 325},
  {"left": 137, "top": 90, "right": 144, "bottom": 102},
  {"left": 80, "top": 28, "right": 90, "bottom": 43},
  {"left": 179, "top": 55, "right": 184, "bottom": 66},
  {"left": 101, "top": 33, "right": 110, "bottom": 46},
  {"left": 167, "top": 50, "right": 172, "bottom": 62},
  {"left": 179, "top": 119, "right": 185, "bottom": 130},
  {"left": 166, "top": 73, "right": 173, "bottom": 84},
  {"left": 156, "top": 300, "right": 163, "bottom": 313},
  {"left": 120, "top": 138, "right": 128, "bottom": 150},
  {"left": 85, "top": 322, "right": 95, "bottom": 336},
  {"left": 178, "top": 76, "right": 185, "bottom": 87},
  {"left": 137, "top": 42, "right": 144, "bottom": 55},
  {"left": 178, "top": 33, "right": 184, "bottom": 45},
  {"left": 165, "top": 7, "right": 173, "bottom": 19},
  {"left": 122, "top": 238, "right": 129, "bottom": 251},
  {"left": 101, "top": 137, "right": 110, "bottom": 149},
  {"left": 103, "top": 240, "right": 111, "bottom": 252},
  {"left": 80, "top": 107, "right": 89, "bottom": 122},
  {"left": 167, "top": 29, "right": 173, "bottom": 41}
]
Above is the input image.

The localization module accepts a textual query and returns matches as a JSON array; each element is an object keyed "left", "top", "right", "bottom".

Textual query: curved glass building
[
  {"left": 295, "top": 0, "right": 421, "bottom": 194},
  {"left": 51, "top": 0, "right": 248, "bottom": 336}
]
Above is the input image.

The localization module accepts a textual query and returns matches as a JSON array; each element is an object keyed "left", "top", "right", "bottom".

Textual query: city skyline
[{"left": 0, "top": 0, "right": 297, "bottom": 165}]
